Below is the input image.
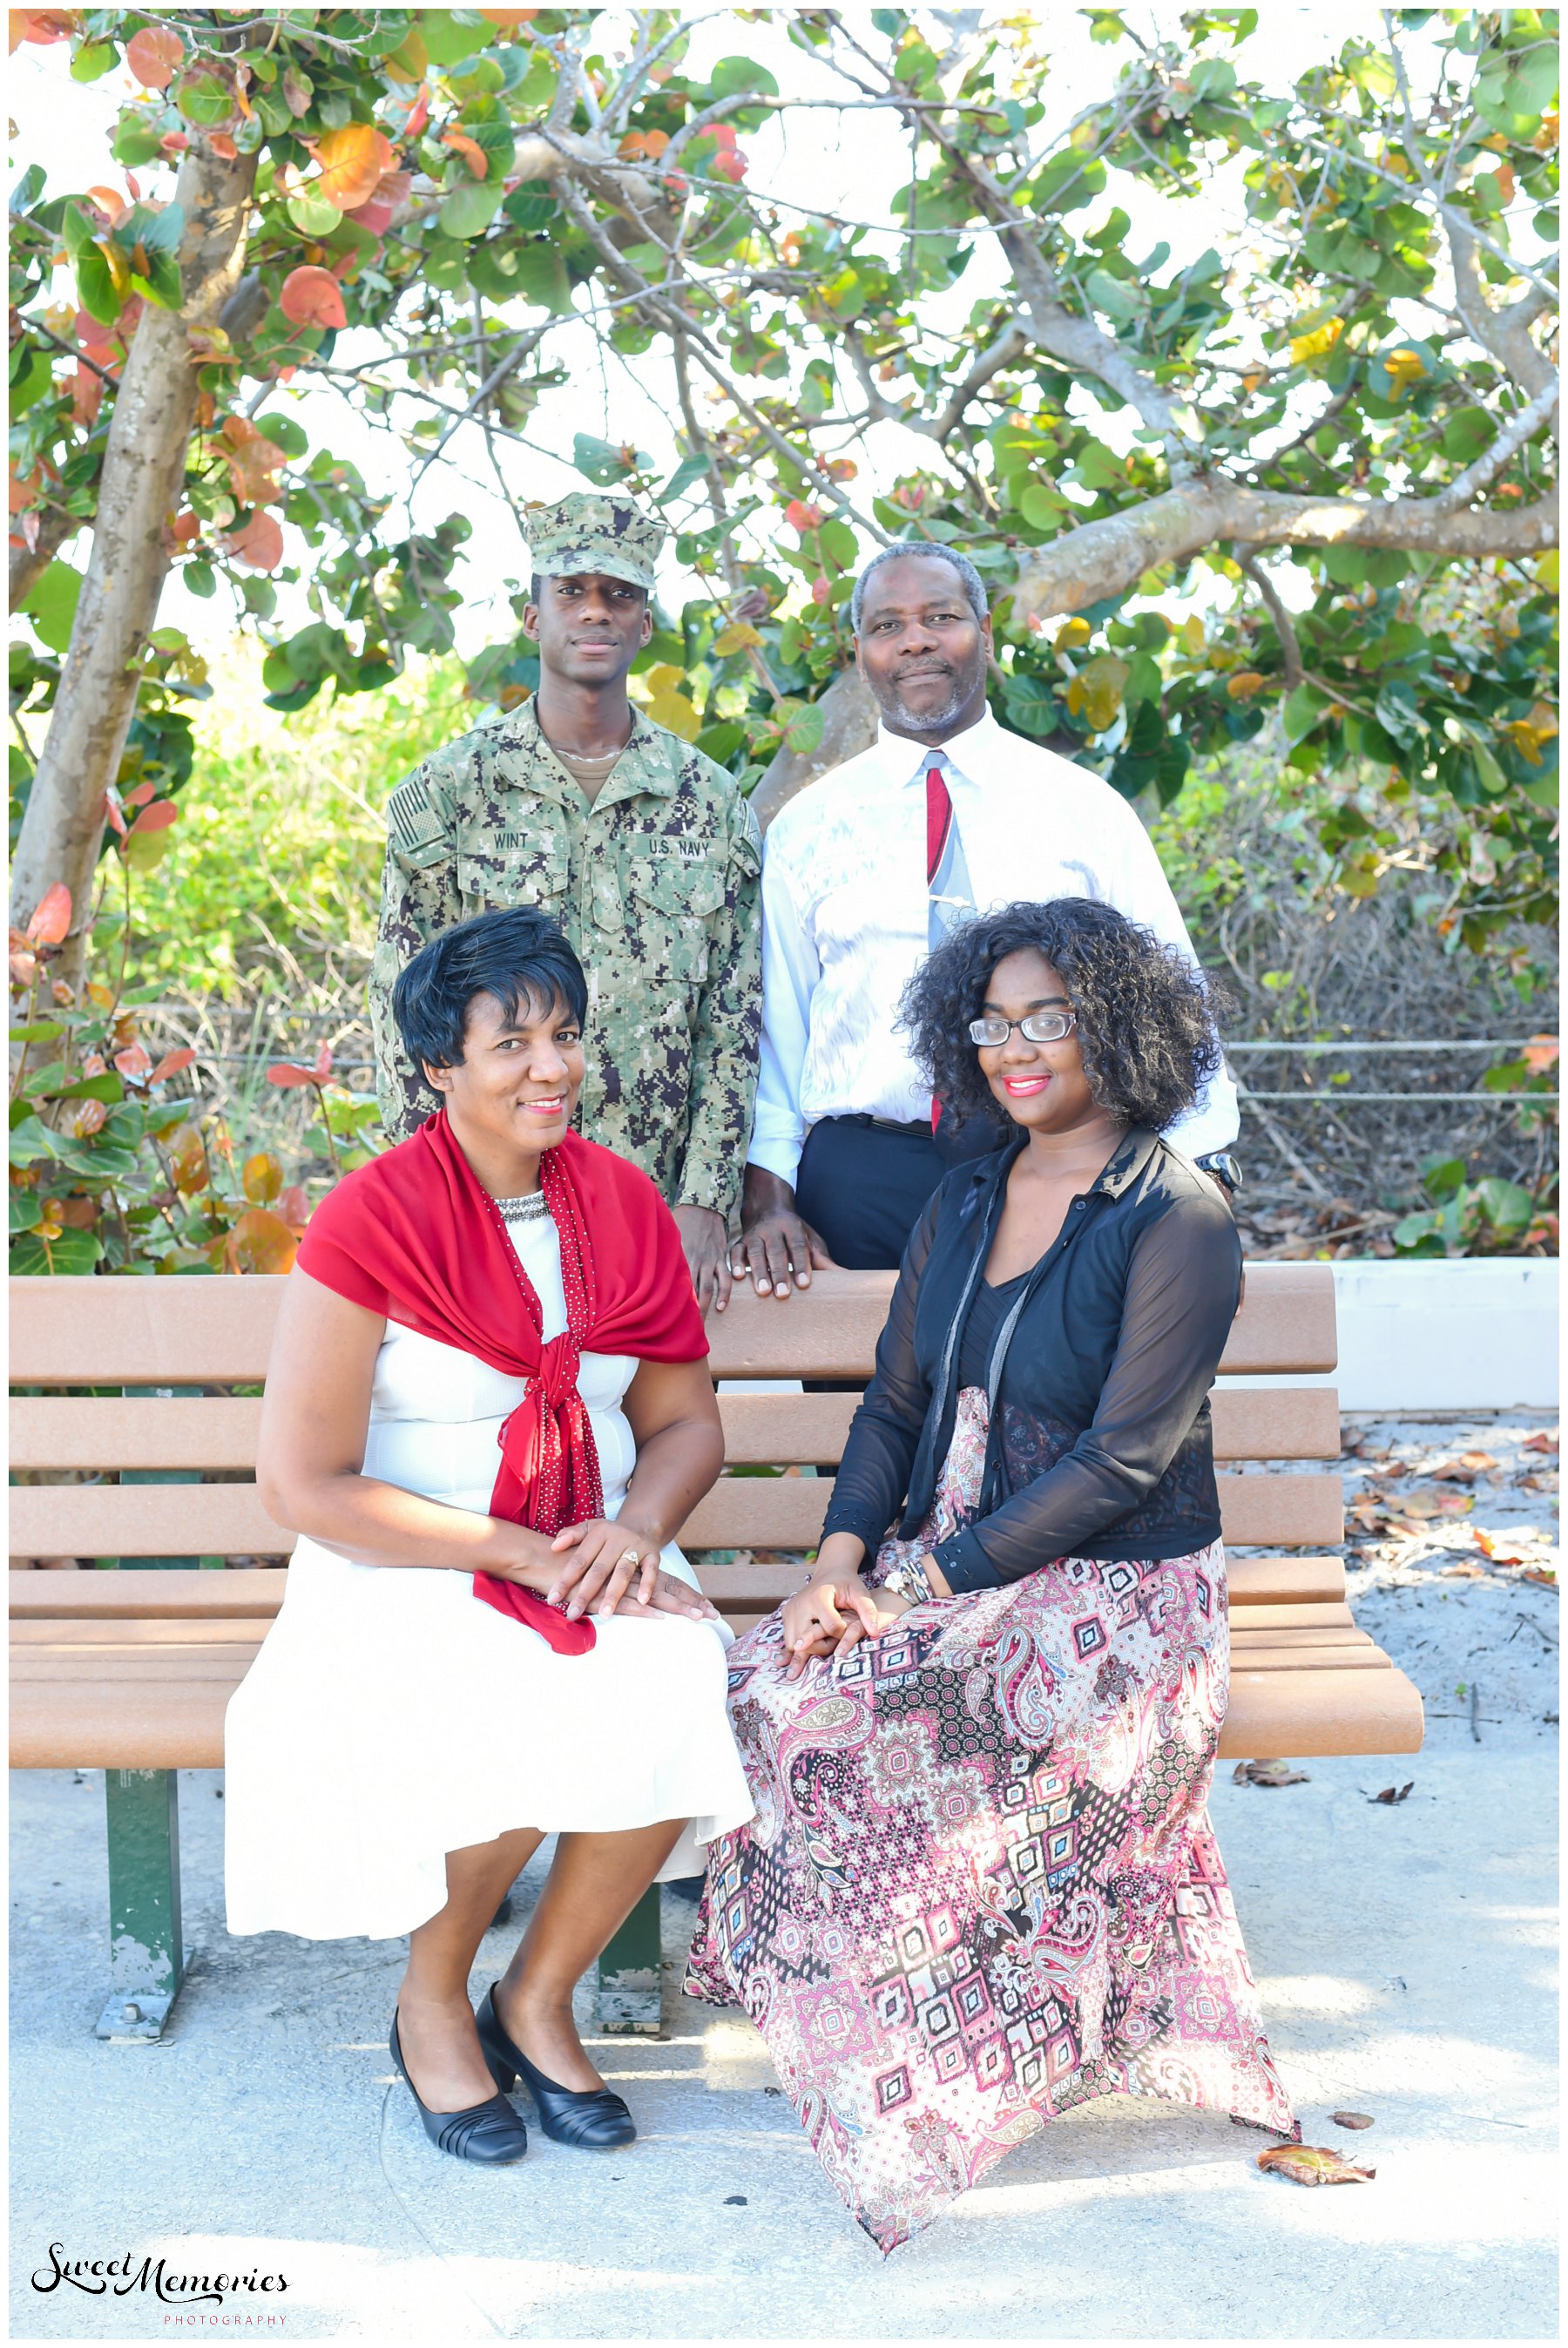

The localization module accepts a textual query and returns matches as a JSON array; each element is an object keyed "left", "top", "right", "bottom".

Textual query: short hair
[
  {"left": 899, "top": 897, "right": 1227, "bottom": 1134},
  {"left": 393, "top": 905, "right": 588, "bottom": 1073},
  {"left": 851, "top": 538, "right": 989, "bottom": 633}
]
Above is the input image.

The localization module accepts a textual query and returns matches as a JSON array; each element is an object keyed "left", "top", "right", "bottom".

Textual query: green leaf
[
  {"left": 503, "top": 186, "right": 558, "bottom": 232},
  {"left": 176, "top": 71, "right": 236, "bottom": 127},
  {"left": 22, "top": 561, "right": 84, "bottom": 655},
  {"left": 1475, "top": 1176, "right": 1534, "bottom": 1235},
  {"left": 659, "top": 454, "right": 711, "bottom": 503},
  {"left": 6, "top": 348, "right": 55, "bottom": 416},
  {"left": 1441, "top": 408, "right": 1497, "bottom": 464},
  {"left": 573, "top": 431, "right": 646, "bottom": 485},
  {"left": 10, "top": 1227, "right": 105, "bottom": 1275},
  {"left": 1281, "top": 685, "right": 1328, "bottom": 744},
  {"left": 420, "top": 7, "right": 491, "bottom": 66},
  {"left": 707, "top": 57, "right": 780, "bottom": 101},
  {"left": 507, "top": 240, "right": 573, "bottom": 314},
  {"left": 9, "top": 1189, "right": 44, "bottom": 1235},
  {"left": 253, "top": 411, "right": 308, "bottom": 458},
  {"left": 74, "top": 240, "right": 121, "bottom": 325},
  {"left": 783, "top": 703, "right": 824, "bottom": 756},
  {"left": 8, "top": 1115, "right": 62, "bottom": 1167},
  {"left": 132, "top": 249, "right": 182, "bottom": 312},
  {"left": 71, "top": 39, "right": 118, "bottom": 81},
  {"left": 438, "top": 177, "right": 505, "bottom": 240},
  {"left": 287, "top": 190, "right": 344, "bottom": 238},
  {"left": 1017, "top": 482, "right": 1070, "bottom": 530},
  {"left": 1188, "top": 57, "right": 1237, "bottom": 100}
]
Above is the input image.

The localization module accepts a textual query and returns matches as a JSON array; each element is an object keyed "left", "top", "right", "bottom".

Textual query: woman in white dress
[{"left": 224, "top": 907, "right": 752, "bottom": 2165}]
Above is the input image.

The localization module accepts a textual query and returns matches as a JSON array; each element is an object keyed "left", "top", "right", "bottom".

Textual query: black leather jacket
[{"left": 820, "top": 1126, "right": 1241, "bottom": 1590}]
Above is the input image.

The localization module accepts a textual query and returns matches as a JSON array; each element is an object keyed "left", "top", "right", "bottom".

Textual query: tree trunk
[
  {"left": 750, "top": 663, "right": 880, "bottom": 832},
  {"left": 9, "top": 139, "right": 258, "bottom": 961},
  {"left": 1011, "top": 480, "right": 1558, "bottom": 633}
]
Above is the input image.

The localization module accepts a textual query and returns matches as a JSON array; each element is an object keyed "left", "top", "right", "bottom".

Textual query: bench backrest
[{"left": 10, "top": 1265, "right": 1342, "bottom": 1573}]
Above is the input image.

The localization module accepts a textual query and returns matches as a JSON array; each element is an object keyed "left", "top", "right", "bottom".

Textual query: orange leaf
[
  {"left": 242, "top": 1149, "right": 284, "bottom": 1204},
  {"left": 70, "top": 365, "right": 101, "bottom": 427},
  {"left": 227, "top": 1207, "right": 299, "bottom": 1275},
  {"left": 85, "top": 183, "right": 128, "bottom": 225},
  {"left": 1257, "top": 2144, "right": 1375, "bottom": 2186},
  {"left": 127, "top": 800, "right": 179, "bottom": 836},
  {"left": 10, "top": 10, "right": 78, "bottom": 52},
  {"left": 279, "top": 265, "right": 348, "bottom": 332},
  {"left": 220, "top": 414, "right": 286, "bottom": 505},
  {"left": 113, "top": 1042, "right": 153, "bottom": 1079},
  {"left": 25, "top": 883, "right": 71, "bottom": 946},
  {"left": 267, "top": 1061, "right": 320, "bottom": 1089},
  {"left": 166, "top": 1124, "right": 209, "bottom": 1194},
  {"left": 784, "top": 498, "right": 824, "bottom": 531},
  {"left": 71, "top": 1097, "right": 108, "bottom": 1139},
  {"left": 149, "top": 1047, "right": 195, "bottom": 1086},
  {"left": 312, "top": 123, "right": 395, "bottom": 213},
  {"left": 224, "top": 511, "right": 284, "bottom": 572},
  {"left": 441, "top": 127, "right": 489, "bottom": 180},
  {"left": 1523, "top": 1034, "right": 1559, "bottom": 1073},
  {"left": 277, "top": 1183, "right": 311, "bottom": 1233},
  {"left": 313, "top": 1041, "right": 333, "bottom": 1079},
  {"left": 208, "top": 132, "right": 238, "bottom": 159},
  {"left": 479, "top": 7, "right": 539, "bottom": 21},
  {"left": 125, "top": 22, "right": 182, "bottom": 85}
]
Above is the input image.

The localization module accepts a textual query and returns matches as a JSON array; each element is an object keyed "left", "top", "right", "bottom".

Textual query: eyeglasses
[{"left": 967, "top": 1011, "right": 1077, "bottom": 1047}]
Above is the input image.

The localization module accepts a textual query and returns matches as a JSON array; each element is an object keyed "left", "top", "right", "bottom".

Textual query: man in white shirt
[{"left": 732, "top": 539, "right": 1240, "bottom": 1293}]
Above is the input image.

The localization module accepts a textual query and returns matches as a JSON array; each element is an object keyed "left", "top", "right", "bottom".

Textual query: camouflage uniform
[{"left": 368, "top": 694, "right": 761, "bottom": 1221}]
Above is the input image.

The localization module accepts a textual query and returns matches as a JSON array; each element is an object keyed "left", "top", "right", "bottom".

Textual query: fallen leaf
[
  {"left": 1234, "top": 1760, "right": 1310, "bottom": 1788},
  {"left": 1330, "top": 2112, "right": 1375, "bottom": 2130},
  {"left": 1371, "top": 1782, "right": 1414, "bottom": 1804},
  {"left": 1519, "top": 1567, "right": 1558, "bottom": 1590},
  {"left": 1474, "top": 1527, "right": 1548, "bottom": 1565},
  {"left": 1429, "top": 1454, "right": 1496, "bottom": 1482},
  {"left": 1521, "top": 1431, "right": 1558, "bottom": 1455},
  {"left": 1440, "top": 1562, "right": 1486, "bottom": 1580},
  {"left": 1258, "top": 2143, "right": 1375, "bottom": 2186}
]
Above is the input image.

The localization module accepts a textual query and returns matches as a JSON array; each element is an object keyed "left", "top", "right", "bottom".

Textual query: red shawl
[{"left": 294, "top": 1111, "right": 707, "bottom": 1654}]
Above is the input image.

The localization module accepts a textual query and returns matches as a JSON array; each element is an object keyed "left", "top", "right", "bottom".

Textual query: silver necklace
[{"left": 492, "top": 1192, "right": 551, "bottom": 1224}]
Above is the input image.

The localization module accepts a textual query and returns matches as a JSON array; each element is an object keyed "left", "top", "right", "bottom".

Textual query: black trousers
[{"left": 794, "top": 1113, "right": 1002, "bottom": 1273}]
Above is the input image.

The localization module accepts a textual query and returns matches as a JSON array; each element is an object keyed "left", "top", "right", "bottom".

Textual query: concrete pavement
[{"left": 10, "top": 1667, "right": 1558, "bottom": 2341}]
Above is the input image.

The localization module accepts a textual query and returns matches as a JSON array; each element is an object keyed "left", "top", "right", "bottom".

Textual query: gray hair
[{"left": 850, "top": 537, "right": 990, "bottom": 633}]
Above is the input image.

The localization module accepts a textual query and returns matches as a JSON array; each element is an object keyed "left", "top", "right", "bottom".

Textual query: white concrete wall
[{"left": 1222, "top": 1257, "right": 1559, "bottom": 1413}]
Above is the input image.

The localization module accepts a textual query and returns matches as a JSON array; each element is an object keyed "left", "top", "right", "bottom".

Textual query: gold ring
[{"left": 618, "top": 1548, "right": 641, "bottom": 1566}]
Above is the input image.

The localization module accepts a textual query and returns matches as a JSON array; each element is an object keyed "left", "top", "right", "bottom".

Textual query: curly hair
[{"left": 899, "top": 898, "right": 1227, "bottom": 1133}]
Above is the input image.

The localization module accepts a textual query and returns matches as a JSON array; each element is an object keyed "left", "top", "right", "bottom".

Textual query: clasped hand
[
  {"left": 491, "top": 1520, "right": 718, "bottom": 1626},
  {"left": 780, "top": 1574, "right": 913, "bottom": 1681}
]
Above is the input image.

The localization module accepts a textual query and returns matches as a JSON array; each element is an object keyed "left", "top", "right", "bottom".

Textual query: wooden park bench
[{"left": 10, "top": 1263, "right": 1422, "bottom": 2041}]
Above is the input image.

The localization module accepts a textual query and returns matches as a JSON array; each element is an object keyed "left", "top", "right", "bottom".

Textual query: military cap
[{"left": 524, "top": 491, "right": 665, "bottom": 592}]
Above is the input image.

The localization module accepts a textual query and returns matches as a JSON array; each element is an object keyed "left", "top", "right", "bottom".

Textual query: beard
[{"left": 878, "top": 662, "right": 981, "bottom": 735}]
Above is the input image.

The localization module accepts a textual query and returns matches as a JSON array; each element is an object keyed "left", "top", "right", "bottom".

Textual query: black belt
[{"left": 829, "top": 1113, "right": 932, "bottom": 1137}]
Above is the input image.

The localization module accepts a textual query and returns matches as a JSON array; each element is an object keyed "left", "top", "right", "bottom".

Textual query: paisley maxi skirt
[{"left": 685, "top": 1389, "right": 1298, "bottom": 2253}]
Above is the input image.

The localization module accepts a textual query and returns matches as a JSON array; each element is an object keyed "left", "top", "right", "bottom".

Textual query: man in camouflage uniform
[{"left": 369, "top": 491, "right": 761, "bottom": 1313}]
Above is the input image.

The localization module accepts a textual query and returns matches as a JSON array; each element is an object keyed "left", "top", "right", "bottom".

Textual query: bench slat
[
  {"left": 9, "top": 1553, "right": 1349, "bottom": 1627},
  {"left": 10, "top": 1383, "right": 1342, "bottom": 1474},
  {"left": 8, "top": 1465, "right": 1343, "bottom": 1560},
  {"left": 10, "top": 1262, "right": 1336, "bottom": 1385},
  {"left": 10, "top": 1654, "right": 1422, "bottom": 1769}
]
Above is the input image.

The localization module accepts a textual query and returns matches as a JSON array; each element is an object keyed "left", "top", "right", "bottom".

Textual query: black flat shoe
[
  {"left": 389, "top": 2011, "right": 529, "bottom": 2163},
  {"left": 476, "top": 1983, "right": 636, "bottom": 2150}
]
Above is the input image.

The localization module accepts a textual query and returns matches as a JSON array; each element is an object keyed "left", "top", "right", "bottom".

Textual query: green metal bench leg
[
  {"left": 97, "top": 1769, "right": 192, "bottom": 2042},
  {"left": 597, "top": 1884, "right": 663, "bottom": 2035}
]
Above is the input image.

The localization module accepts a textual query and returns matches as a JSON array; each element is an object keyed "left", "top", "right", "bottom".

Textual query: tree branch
[
  {"left": 9, "top": 501, "right": 79, "bottom": 610},
  {"left": 1010, "top": 482, "right": 1558, "bottom": 632},
  {"left": 1234, "top": 550, "right": 1305, "bottom": 694},
  {"left": 1430, "top": 380, "right": 1559, "bottom": 512}
]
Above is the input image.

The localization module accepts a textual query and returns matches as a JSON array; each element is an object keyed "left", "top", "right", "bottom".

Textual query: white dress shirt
[{"left": 749, "top": 709, "right": 1240, "bottom": 1185}]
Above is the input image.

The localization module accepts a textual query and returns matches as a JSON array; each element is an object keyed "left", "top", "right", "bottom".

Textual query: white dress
[{"left": 223, "top": 1208, "right": 754, "bottom": 1940}]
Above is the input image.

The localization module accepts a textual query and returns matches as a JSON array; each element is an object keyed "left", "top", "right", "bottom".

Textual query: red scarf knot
[{"left": 293, "top": 1111, "right": 708, "bottom": 1657}]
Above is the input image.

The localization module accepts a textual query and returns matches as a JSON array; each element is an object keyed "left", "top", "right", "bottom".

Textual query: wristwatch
[{"left": 1194, "top": 1152, "right": 1243, "bottom": 1194}]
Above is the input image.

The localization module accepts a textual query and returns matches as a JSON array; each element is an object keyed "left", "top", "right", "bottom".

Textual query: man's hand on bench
[{"left": 733, "top": 1163, "right": 835, "bottom": 1301}]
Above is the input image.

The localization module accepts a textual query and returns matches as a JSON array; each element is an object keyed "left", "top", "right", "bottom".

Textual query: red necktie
[{"left": 927, "top": 763, "right": 952, "bottom": 1133}]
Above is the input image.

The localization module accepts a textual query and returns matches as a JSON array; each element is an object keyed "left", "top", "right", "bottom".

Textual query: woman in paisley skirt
[{"left": 686, "top": 898, "right": 1296, "bottom": 2250}]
